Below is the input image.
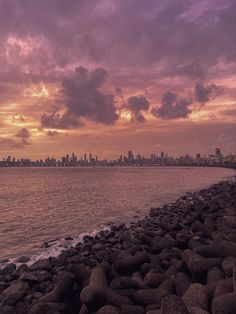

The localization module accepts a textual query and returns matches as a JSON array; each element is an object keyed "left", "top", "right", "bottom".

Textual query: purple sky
[{"left": 0, "top": 0, "right": 236, "bottom": 158}]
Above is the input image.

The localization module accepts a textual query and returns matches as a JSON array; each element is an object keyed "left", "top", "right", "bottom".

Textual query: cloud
[
  {"left": 194, "top": 82, "right": 223, "bottom": 104},
  {"left": 15, "top": 128, "right": 30, "bottom": 139},
  {"left": 15, "top": 128, "right": 30, "bottom": 145},
  {"left": 126, "top": 95, "right": 150, "bottom": 122},
  {"left": 47, "top": 130, "right": 59, "bottom": 137},
  {"left": 152, "top": 91, "right": 193, "bottom": 120},
  {"left": 177, "top": 63, "right": 205, "bottom": 80},
  {"left": 41, "top": 66, "right": 118, "bottom": 129}
]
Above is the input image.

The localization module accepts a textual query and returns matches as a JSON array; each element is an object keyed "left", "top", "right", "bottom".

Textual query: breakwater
[{"left": 0, "top": 178, "right": 236, "bottom": 314}]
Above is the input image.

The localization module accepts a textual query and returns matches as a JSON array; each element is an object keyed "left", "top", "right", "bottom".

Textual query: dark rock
[
  {"left": 97, "top": 305, "right": 120, "bottom": 314},
  {"left": 121, "top": 304, "right": 145, "bottom": 314},
  {"left": 161, "top": 294, "right": 189, "bottom": 313},
  {"left": 0, "top": 282, "right": 10, "bottom": 292},
  {"left": 111, "top": 276, "right": 140, "bottom": 290},
  {"left": 196, "top": 240, "right": 236, "bottom": 258},
  {"left": 1, "top": 264, "right": 16, "bottom": 276},
  {"left": 212, "top": 292, "right": 236, "bottom": 314},
  {"left": 80, "top": 265, "right": 108, "bottom": 305},
  {"left": 21, "top": 270, "right": 52, "bottom": 284},
  {"left": 106, "top": 289, "right": 132, "bottom": 308},
  {"left": 133, "top": 288, "right": 169, "bottom": 305},
  {"left": 114, "top": 251, "right": 149, "bottom": 274},
  {"left": 222, "top": 257, "right": 236, "bottom": 277},
  {"left": 214, "top": 278, "right": 233, "bottom": 298},
  {"left": 174, "top": 272, "right": 192, "bottom": 296},
  {"left": 0, "top": 305, "right": 16, "bottom": 314},
  {"left": 28, "top": 302, "right": 67, "bottom": 314},
  {"left": 188, "top": 307, "right": 210, "bottom": 314},
  {"left": 29, "top": 259, "right": 51, "bottom": 271},
  {"left": 144, "top": 271, "right": 165, "bottom": 288},
  {"left": 182, "top": 283, "right": 208, "bottom": 311},
  {"left": 182, "top": 249, "right": 210, "bottom": 282},
  {"left": 17, "top": 256, "right": 30, "bottom": 263},
  {"left": 39, "top": 271, "right": 75, "bottom": 303},
  {"left": 207, "top": 267, "right": 225, "bottom": 285},
  {"left": 2, "top": 282, "right": 29, "bottom": 306}
]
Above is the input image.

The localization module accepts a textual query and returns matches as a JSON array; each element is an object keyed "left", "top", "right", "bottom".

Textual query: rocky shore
[{"left": 0, "top": 178, "right": 236, "bottom": 314}]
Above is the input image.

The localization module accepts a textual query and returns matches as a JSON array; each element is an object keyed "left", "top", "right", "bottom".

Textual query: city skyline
[{"left": 1, "top": 147, "right": 236, "bottom": 167}]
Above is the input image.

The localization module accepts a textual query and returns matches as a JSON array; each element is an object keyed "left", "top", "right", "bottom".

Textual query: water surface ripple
[{"left": 0, "top": 166, "right": 235, "bottom": 259}]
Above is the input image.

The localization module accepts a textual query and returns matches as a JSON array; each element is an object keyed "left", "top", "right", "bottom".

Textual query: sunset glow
[{"left": 0, "top": 0, "right": 235, "bottom": 158}]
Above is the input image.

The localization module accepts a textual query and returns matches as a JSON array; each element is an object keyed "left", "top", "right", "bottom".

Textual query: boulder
[
  {"left": 182, "top": 283, "right": 208, "bottom": 311},
  {"left": 212, "top": 292, "right": 236, "bottom": 314},
  {"left": 161, "top": 294, "right": 189, "bottom": 313}
]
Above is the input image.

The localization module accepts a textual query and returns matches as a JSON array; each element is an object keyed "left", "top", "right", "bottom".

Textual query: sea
[{"left": 0, "top": 166, "right": 235, "bottom": 264}]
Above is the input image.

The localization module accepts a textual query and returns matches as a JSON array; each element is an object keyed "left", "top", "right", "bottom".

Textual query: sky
[{"left": 0, "top": 0, "right": 236, "bottom": 159}]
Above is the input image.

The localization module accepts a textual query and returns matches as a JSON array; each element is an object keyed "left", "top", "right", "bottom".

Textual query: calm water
[{"left": 0, "top": 166, "right": 235, "bottom": 260}]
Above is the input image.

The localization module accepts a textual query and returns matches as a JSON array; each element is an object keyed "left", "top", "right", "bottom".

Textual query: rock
[
  {"left": 111, "top": 276, "right": 140, "bottom": 290},
  {"left": 207, "top": 267, "right": 225, "bottom": 284},
  {"left": 214, "top": 278, "right": 233, "bottom": 298},
  {"left": 222, "top": 257, "right": 236, "bottom": 277},
  {"left": 28, "top": 302, "right": 67, "bottom": 314},
  {"left": 17, "top": 255, "right": 30, "bottom": 263},
  {"left": 161, "top": 294, "right": 189, "bottom": 313},
  {"left": 0, "top": 305, "right": 16, "bottom": 314},
  {"left": 212, "top": 292, "right": 236, "bottom": 314},
  {"left": 121, "top": 304, "right": 145, "bottom": 314},
  {"left": 233, "top": 266, "right": 236, "bottom": 291},
  {"left": 1, "top": 264, "right": 16, "bottom": 276},
  {"left": 98, "top": 305, "right": 120, "bottom": 314},
  {"left": 106, "top": 289, "right": 133, "bottom": 308},
  {"left": 114, "top": 251, "right": 149, "bottom": 274},
  {"left": 131, "top": 272, "right": 147, "bottom": 289},
  {"left": 133, "top": 288, "right": 169, "bottom": 305},
  {"left": 174, "top": 272, "right": 192, "bottom": 296},
  {"left": 80, "top": 265, "right": 108, "bottom": 305},
  {"left": 196, "top": 240, "right": 236, "bottom": 258},
  {"left": 188, "top": 307, "right": 210, "bottom": 314},
  {"left": 79, "top": 304, "right": 89, "bottom": 314},
  {"left": 21, "top": 270, "right": 51, "bottom": 284},
  {"left": 29, "top": 259, "right": 51, "bottom": 271},
  {"left": 144, "top": 272, "right": 165, "bottom": 288},
  {"left": 146, "top": 310, "right": 161, "bottom": 314},
  {"left": 0, "top": 282, "right": 10, "bottom": 292},
  {"left": 2, "top": 281, "right": 29, "bottom": 306},
  {"left": 182, "top": 283, "right": 208, "bottom": 311},
  {"left": 40, "top": 271, "right": 75, "bottom": 303},
  {"left": 182, "top": 249, "right": 210, "bottom": 282}
]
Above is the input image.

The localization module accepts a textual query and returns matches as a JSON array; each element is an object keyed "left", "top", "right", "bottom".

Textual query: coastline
[{"left": 0, "top": 177, "right": 236, "bottom": 313}]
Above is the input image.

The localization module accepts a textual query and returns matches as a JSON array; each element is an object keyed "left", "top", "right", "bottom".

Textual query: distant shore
[
  {"left": 0, "top": 164, "right": 236, "bottom": 169},
  {"left": 0, "top": 177, "right": 236, "bottom": 313}
]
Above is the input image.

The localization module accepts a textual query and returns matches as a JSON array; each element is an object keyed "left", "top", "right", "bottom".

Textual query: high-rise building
[
  {"left": 128, "top": 150, "right": 134, "bottom": 162},
  {"left": 215, "top": 147, "right": 222, "bottom": 157}
]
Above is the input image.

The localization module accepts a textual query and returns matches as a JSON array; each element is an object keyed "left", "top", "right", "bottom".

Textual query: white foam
[{"left": 2, "top": 225, "right": 111, "bottom": 269}]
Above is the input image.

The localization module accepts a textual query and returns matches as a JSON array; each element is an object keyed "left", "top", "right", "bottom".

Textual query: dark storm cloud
[
  {"left": 41, "top": 67, "right": 118, "bottom": 129},
  {"left": 47, "top": 130, "right": 59, "bottom": 137},
  {"left": 176, "top": 63, "right": 205, "bottom": 80},
  {"left": 15, "top": 128, "right": 30, "bottom": 145},
  {"left": 0, "top": 0, "right": 236, "bottom": 74},
  {"left": 0, "top": 138, "right": 26, "bottom": 149},
  {"left": 152, "top": 91, "right": 192, "bottom": 120},
  {"left": 194, "top": 82, "right": 223, "bottom": 104},
  {"left": 15, "top": 128, "right": 30, "bottom": 139},
  {"left": 126, "top": 96, "right": 150, "bottom": 123}
]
